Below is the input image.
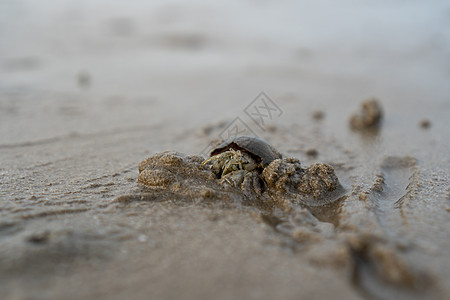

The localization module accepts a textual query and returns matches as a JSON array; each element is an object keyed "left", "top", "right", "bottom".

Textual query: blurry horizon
[{"left": 1, "top": 0, "right": 449, "bottom": 144}]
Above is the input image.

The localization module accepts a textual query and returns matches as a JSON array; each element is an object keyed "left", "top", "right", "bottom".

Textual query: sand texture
[{"left": 1, "top": 1, "right": 449, "bottom": 299}]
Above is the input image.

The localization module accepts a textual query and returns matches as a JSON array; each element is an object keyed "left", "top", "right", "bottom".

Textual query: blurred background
[
  {"left": 1, "top": 0, "right": 449, "bottom": 146},
  {"left": 1, "top": 2, "right": 450, "bottom": 299}
]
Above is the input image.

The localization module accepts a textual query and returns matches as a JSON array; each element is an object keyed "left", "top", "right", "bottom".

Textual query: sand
[{"left": 1, "top": 1, "right": 449, "bottom": 299}]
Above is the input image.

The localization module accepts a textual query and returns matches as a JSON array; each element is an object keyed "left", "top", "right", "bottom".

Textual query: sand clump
[
  {"left": 138, "top": 147, "right": 342, "bottom": 208},
  {"left": 262, "top": 158, "right": 340, "bottom": 200},
  {"left": 419, "top": 119, "right": 431, "bottom": 129},
  {"left": 350, "top": 98, "right": 383, "bottom": 129}
]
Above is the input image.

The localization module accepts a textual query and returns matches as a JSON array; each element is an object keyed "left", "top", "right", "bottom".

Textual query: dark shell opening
[
  {"left": 209, "top": 136, "right": 281, "bottom": 167},
  {"left": 211, "top": 142, "right": 262, "bottom": 163}
]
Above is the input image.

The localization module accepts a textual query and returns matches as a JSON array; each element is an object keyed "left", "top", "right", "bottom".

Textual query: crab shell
[{"left": 210, "top": 136, "right": 282, "bottom": 168}]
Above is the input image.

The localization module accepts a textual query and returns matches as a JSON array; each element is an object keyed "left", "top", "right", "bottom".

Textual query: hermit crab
[
  {"left": 138, "top": 136, "right": 342, "bottom": 206},
  {"left": 201, "top": 136, "right": 282, "bottom": 199}
]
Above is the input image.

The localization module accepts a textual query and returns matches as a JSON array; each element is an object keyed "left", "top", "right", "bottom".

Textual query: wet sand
[{"left": 1, "top": 1, "right": 450, "bottom": 299}]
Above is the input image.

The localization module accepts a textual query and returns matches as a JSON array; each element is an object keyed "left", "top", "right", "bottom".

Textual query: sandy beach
[{"left": 1, "top": 1, "right": 449, "bottom": 299}]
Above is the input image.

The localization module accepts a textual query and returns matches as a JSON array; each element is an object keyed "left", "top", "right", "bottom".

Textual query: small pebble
[
  {"left": 27, "top": 231, "right": 50, "bottom": 244},
  {"left": 306, "top": 149, "right": 318, "bottom": 157},
  {"left": 77, "top": 71, "right": 91, "bottom": 89},
  {"left": 420, "top": 119, "right": 431, "bottom": 129},
  {"left": 312, "top": 110, "right": 325, "bottom": 121}
]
